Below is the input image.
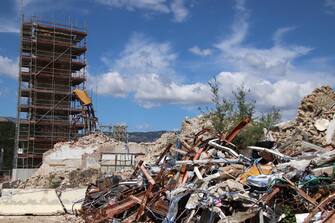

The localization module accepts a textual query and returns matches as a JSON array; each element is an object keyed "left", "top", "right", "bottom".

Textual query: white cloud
[
  {"left": 96, "top": 0, "right": 189, "bottom": 22},
  {"left": 0, "top": 20, "right": 19, "bottom": 33},
  {"left": 211, "top": 0, "right": 335, "bottom": 118},
  {"left": 272, "top": 27, "right": 296, "bottom": 45},
  {"left": 214, "top": 2, "right": 312, "bottom": 78},
  {"left": 188, "top": 46, "right": 213, "bottom": 56},
  {"left": 0, "top": 56, "right": 18, "bottom": 78},
  {"left": 133, "top": 73, "right": 210, "bottom": 107},
  {"left": 325, "top": 0, "right": 335, "bottom": 14},
  {"left": 92, "top": 72, "right": 210, "bottom": 108},
  {"left": 93, "top": 32, "right": 213, "bottom": 107},
  {"left": 91, "top": 72, "right": 129, "bottom": 97},
  {"left": 113, "top": 33, "right": 177, "bottom": 75},
  {"left": 218, "top": 0, "right": 249, "bottom": 48},
  {"left": 93, "top": 34, "right": 210, "bottom": 107},
  {"left": 170, "top": 0, "right": 189, "bottom": 22},
  {"left": 92, "top": 0, "right": 335, "bottom": 119},
  {"left": 214, "top": 72, "right": 317, "bottom": 116},
  {"left": 92, "top": 68, "right": 325, "bottom": 118},
  {"left": 95, "top": 0, "right": 170, "bottom": 13}
]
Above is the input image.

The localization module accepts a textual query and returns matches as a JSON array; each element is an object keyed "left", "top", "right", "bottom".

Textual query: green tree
[
  {"left": 232, "top": 84, "right": 255, "bottom": 121},
  {"left": 259, "top": 106, "right": 281, "bottom": 130},
  {"left": 208, "top": 77, "right": 234, "bottom": 134},
  {"left": 234, "top": 106, "right": 281, "bottom": 148},
  {"left": 206, "top": 80, "right": 281, "bottom": 149}
]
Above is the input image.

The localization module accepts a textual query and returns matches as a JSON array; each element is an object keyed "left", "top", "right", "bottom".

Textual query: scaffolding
[
  {"left": 112, "top": 125, "right": 128, "bottom": 142},
  {"left": 14, "top": 17, "right": 88, "bottom": 168}
]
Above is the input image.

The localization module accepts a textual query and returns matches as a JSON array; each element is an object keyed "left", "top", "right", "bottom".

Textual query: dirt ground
[{"left": 0, "top": 215, "right": 84, "bottom": 223}]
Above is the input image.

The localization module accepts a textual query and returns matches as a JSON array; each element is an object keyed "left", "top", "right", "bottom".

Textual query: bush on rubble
[{"left": 202, "top": 78, "right": 281, "bottom": 150}]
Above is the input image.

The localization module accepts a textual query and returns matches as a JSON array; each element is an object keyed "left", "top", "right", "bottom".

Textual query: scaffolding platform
[{"left": 14, "top": 17, "right": 89, "bottom": 168}]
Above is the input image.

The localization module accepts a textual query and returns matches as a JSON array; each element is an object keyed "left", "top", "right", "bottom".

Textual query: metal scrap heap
[{"left": 78, "top": 110, "right": 335, "bottom": 222}]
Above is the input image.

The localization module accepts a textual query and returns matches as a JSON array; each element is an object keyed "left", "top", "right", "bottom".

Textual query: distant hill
[
  {"left": 127, "top": 131, "right": 169, "bottom": 143},
  {"left": 0, "top": 116, "right": 16, "bottom": 123}
]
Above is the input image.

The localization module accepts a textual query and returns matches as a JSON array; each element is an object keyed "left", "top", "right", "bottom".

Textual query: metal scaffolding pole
[{"left": 14, "top": 17, "right": 88, "bottom": 168}]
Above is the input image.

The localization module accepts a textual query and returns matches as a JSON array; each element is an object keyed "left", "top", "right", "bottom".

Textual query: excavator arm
[
  {"left": 73, "top": 89, "right": 92, "bottom": 106},
  {"left": 73, "top": 89, "right": 97, "bottom": 132}
]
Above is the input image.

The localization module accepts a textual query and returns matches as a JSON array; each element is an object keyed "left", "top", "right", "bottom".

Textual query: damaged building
[
  {"left": 0, "top": 11, "right": 335, "bottom": 223},
  {"left": 1, "top": 86, "right": 335, "bottom": 222},
  {"left": 13, "top": 17, "right": 89, "bottom": 179}
]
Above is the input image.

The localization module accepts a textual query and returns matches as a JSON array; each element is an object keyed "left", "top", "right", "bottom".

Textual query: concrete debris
[
  {"left": 15, "top": 168, "right": 100, "bottom": 189},
  {"left": 271, "top": 86, "right": 335, "bottom": 155},
  {"left": 2, "top": 86, "right": 335, "bottom": 223},
  {"left": 55, "top": 132, "right": 112, "bottom": 148},
  {"left": 77, "top": 111, "right": 335, "bottom": 223},
  {"left": 0, "top": 188, "right": 85, "bottom": 215},
  {"left": 144, "top": 132, "right": 177, "bottom": 164},
  {"left": 314, "top": 118, "right": 330, "bottom": 131},
  {"left": 11, "top": 133, "right": 149, "bottom": 189},
  {"left": 20, "top": 116, "right": 212, "bottom": 187},
  {"left": 180, "top": 115, "right": 213, "bottom": 139}
]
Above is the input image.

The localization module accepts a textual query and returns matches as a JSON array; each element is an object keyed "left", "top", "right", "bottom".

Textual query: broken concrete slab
[
  {"left": 0, "top": 188, "right": 86, "bottom": 215},
  {"left": 0, "top": 189, "right": 63, "bottom": 215}
]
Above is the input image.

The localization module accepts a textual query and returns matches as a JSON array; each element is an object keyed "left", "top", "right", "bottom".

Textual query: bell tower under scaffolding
[{"left": 14, "top": 17, "right": 88, "bottom": 168}]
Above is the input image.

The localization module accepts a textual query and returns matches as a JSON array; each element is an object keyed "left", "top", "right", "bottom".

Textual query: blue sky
[{"left": 0, "top": 0, "right": 335, "bottom": 131}]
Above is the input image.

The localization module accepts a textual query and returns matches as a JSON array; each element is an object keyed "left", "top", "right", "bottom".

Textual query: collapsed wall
[
  {"left": 13, "top": 114, "right": 213, "bottom": 189},
  {"left": 39, "top": 133, "right": 146, "bottom": 174},
  {"left": 143, "top": 115, "right": 214, "bottom": 164},
  {"left": 12, "top": 133, "right": 146, "bottom": 188},
  {"left": 180, "top": 115, "right": 213, "bottom": 139},
  {"left": 271, "top": 86, "right": 335, "bottom": 155}
]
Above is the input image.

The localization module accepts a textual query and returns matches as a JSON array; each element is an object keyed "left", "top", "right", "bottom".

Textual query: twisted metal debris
[{"left": 78, "top": 114, "right": 335, "bottom": 222}]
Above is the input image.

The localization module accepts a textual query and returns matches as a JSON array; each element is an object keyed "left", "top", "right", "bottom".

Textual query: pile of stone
[
  {"left": 79, "top": 114, "right": 335, "bottom": 223},
  {"left": 142, "top": 115, "right": 214, "bottom": 164},
  {"left": 52, "top": 132, "right": 113, "bottom": 151},
  {"left": 141, "top": 132, "right": 177, "bottom": 164},
  {"left": 271, "top": 86, "right": 335, "bottom": 155},
  {"left": 180, "top": 114, "right": 213, "bottom": 138},
  {"left": 15, "top": 115, "right": 211, "bottom": 189},
  {"left": 9, "top": 129, "right": 183, "bottom": 189},
  {"left": 11, "top": 133, "right": 143, "bottom": 189},
  {"left": 15, "top": 168, "right": 100, "bottom": 189}
]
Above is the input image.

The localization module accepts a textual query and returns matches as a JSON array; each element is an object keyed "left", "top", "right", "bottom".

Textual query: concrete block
[
  {"left": 0, "top": 188, "right": 86, "bottom": 215},
  {"left": 11, "top": 168, "right": 38, "bottom": 181},
  {"left": 0, "top": 189, "right": 63, "bottom": 215}
]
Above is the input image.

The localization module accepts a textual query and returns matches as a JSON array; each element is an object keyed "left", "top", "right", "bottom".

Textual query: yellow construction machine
[{"left": 73, "top": 89, "right": 98, "bottom": 132}]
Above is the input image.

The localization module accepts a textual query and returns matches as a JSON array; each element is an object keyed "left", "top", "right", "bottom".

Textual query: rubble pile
[
  {"left": 271, "top": 86, "right": 335, "bottom": 155},
  {"left": 78, "top": 114, "right": 335, "bottom": 223},
  {"left": 3, "top": 87, "right": 335, "bottom": 222},
  {"left": 14, "top": 118, "right": 209, "bottom": 189},
  {"left": 143, "top": 115, "right": 212, "bottom": 164},
  {"left": 52, "top": 132, "right": 113, "bottom": 150},
  {"left": 14, "top": 132, "right": 142, "bottom": 189},
  {"left": 179, "top": 115, "right": 213, "bottom": 138},
  {"left": 15, "top": 130, "right": 183, "bottom": 189},
  {"left": 16, "top": 168, "right": 100, "bottom": 189},
  {"left": 142, "top": 132, "right": 177, "bottom": 164}
]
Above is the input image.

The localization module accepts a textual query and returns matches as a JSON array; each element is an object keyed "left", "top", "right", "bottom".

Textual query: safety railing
[{"left": 20, "top": 65, "right": 86, "bottom": 78}]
